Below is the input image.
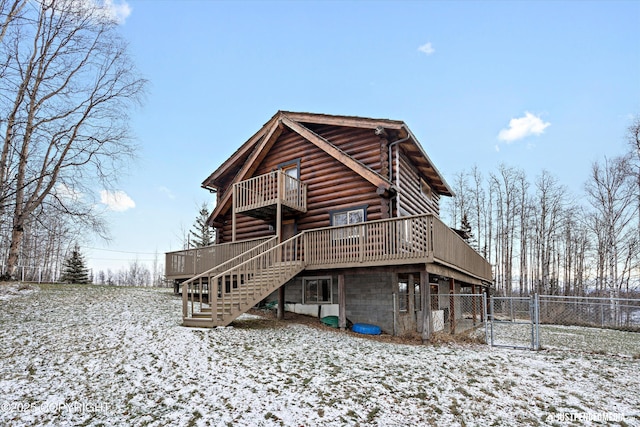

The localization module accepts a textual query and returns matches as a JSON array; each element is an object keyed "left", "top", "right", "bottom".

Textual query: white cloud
[
  {"left": 418, "top": 42, "right": 435, "bottom": 55},
  {"left": 498, "top": 112, "right": 550, "bottom": 142},
  {"left": 100, "top": 190, "right": 135, "bottom": 212},
  {"left": 158, "top": 186, "right": 175, "bottom": 200},
  {"left": 104, "top": 0, "right": 131, "bottom": 24},
  {"left": 70, "top": 0, "right": 131, "bottom": 24}
]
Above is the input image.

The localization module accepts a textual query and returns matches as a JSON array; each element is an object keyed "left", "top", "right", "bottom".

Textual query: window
[
  {"left": 303, "top": 277, "right": 332, "bottom": 304},
  {"left": 420, "top": 178, "right": 432, "bottom": 200},
  {"left": 330, "top": 206, "right": 366, "bottom": 239},
  {"left": 398, "top": 278, "right": 409, "bottom": 312}
]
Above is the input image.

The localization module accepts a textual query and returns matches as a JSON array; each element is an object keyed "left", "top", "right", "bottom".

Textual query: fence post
[
  {"left": 489, "top": 295, "right": 494, "bottom": 347},
  {"left": 533, "top": 293, "right": 540, "bottom": 351},
  {"left": 483, "top": 292, "right": 489, "bottom": 345}
]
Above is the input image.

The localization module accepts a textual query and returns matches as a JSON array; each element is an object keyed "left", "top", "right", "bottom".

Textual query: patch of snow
[
  {"left": 0, "top": 284, "right": 638, "bottom": 426},
  {"left": 0, "top": 283, "right": 38, "bottom": 301}
]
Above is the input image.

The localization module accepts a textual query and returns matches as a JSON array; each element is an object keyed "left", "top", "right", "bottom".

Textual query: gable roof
[{"left": 204, "top": 111, "right": 453, "bottom": 224}]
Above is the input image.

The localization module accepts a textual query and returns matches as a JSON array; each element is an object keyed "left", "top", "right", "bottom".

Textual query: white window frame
[{"left": 330, "top": 206, "right": 366, "bottom": 240}]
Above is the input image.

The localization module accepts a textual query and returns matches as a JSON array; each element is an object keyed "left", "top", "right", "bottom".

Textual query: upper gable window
[{"left": 420, "top": 178, "right": 432, "bottom": 200}]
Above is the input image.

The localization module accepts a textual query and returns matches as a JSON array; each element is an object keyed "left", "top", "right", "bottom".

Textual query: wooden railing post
[
  {"left": 182, "top": 280, "right": 188, "bottom": 318},
  {"left": 232, "top": 183, "right": 237, "bottom": 242},
  {"left": 359, "top": 224, "right": 364, "bottom": 262},
  {"left": 276, "top": 172, "right": 282, "bottom": 240}
]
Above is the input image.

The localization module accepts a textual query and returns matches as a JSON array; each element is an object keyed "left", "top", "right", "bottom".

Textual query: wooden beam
[
  {"left": 338, "top": 274, "right": 346, "bottom": 330},
  {"left": 449, "top": 278, "right": 455, "bottom": 335},
  {"left": 471, "top": 283, "right": 477, "bottom": 326},
  {"left": 277, "top": 285, "right": 285, "bottom": 320},
  {"left": 421, "top": 270, "right": 431, "bottom": 343},
  {"left": 281, "top": 116, "right": 392, "bottom": 191},
  {"left": 283, "top": 111, "right": 405, "bottom": 131}
]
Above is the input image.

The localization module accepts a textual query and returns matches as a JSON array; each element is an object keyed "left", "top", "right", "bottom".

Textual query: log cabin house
[{"left": 165, "top": 111, "right": 493, "bottom": 337}]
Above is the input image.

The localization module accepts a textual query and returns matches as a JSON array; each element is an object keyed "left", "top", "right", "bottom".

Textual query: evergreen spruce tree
[
  {"left": 189, "top": 203, "right": 215, "bottom": 248},
  {"left": 460, "top": 212, "right": 476, "bottom": 246},
  {"left": 59, "top": 245, "right": 90, "bottom": 284}
]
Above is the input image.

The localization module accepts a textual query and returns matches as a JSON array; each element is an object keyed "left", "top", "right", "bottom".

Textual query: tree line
[
  {"left": 445, "top": 118, "right": 640, "bottom": 297},
  {"left": 1, "top": 0, "right": 146, "bottom": 281}
]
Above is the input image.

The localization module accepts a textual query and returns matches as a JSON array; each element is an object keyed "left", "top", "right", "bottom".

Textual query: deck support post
[
  {"left": 471, "top": 283, "right": 477, "bottom": 326},
  {"left": 449, "top": 278, "right": 455, "bottom": 335},
  {"left": 338, "top": 274, "right": 346, "bottom": 330},
  {"left": 277, "top": 285, "right": 285, "bottom": 320},
  {"left": 421, "top": 270, "right": 431, "bottom": 343}
]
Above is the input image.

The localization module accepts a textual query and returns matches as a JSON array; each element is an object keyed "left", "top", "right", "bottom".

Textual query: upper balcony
[{"left": 233, "top": 170, "right": 307, "bottom": 220}]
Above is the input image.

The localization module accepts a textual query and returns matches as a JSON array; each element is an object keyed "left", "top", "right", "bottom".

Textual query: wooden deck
[
  {"left": 168, "top": 214, "right": 492, "bottom": 286},
  {"left": 174, "top": 215, "right": 491, "bottom": 327}
]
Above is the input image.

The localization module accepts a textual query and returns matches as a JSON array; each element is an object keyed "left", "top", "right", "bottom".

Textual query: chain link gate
[{"left": 488, "top": 294, "right": 540, "bottom": 350}]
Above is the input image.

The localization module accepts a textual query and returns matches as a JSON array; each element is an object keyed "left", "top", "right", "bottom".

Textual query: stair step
[
  {"left": 183, "top": 317, "right": 215, "bottom": 328},
  {"left": 182, "top": 255, "right": 305, "bottom": 328},
  {"left": 192, "top": 312, "right": 212, "bottom": 318}
]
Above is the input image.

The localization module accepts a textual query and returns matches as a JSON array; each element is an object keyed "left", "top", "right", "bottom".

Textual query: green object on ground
[{"left": 321, "top": 315, "right": 339, "bottom": 328}]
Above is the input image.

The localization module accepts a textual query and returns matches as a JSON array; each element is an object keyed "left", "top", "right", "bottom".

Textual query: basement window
[{"left": 303, "top": 277, "right": 332, "bottom": 304}]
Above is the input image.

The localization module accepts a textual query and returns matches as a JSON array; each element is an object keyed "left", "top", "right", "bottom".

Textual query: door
[{"left": 280, "top": 164, "right": 300, "bottom": 205}]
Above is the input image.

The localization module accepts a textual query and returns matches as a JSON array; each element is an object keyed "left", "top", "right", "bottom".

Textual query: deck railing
[
  {"left": 165, "top": 237, "right": 272, "bottom": 278},
  {"left": 305, "top": 215, "right": 432, "bottom": 267},
  {"left": 168, "top": 215, "right": 492, "bottom": 284},
  {"left": 431, "top": 216, "right": 493, "bottom": 280},
  {"left": 234, "top": 170, "right": 307, "bottom": 214}
]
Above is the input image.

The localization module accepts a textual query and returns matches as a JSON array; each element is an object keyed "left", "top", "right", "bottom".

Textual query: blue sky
[{"left": 86, "top": 0, "right": 640, "bottom": 274}]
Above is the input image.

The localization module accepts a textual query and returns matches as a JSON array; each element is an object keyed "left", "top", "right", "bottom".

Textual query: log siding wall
[
  {"left": 218, "top": 127, "right": 386, "bottom": 243},
  {"left": 217, "top": 125, "right": 445, "bottom": 243},
  {"left": 396, "top": 151, "right": 440, "bottom": 217}
]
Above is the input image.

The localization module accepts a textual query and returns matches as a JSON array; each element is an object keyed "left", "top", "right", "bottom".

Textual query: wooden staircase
[{"left": 182, "top": 234, "right": 305, "bottom": 327}]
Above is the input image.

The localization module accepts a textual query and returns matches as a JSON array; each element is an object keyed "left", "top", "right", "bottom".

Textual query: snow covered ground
[{"left": 0, "top": 284, "right": 638, "bottom": 426}]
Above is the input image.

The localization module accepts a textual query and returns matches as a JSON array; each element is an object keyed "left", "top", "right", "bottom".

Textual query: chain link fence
[
  {"left": 537, "top": 295, "right": 640, "bottom": 356},
  {"left": 539, "top": 295, "right": 640, "bottom": 331},
  {"left": 488, "top": 295, "right": 540, "bottom": 350},
  {"left": 485, "top": 294, "right": 640, "bottom": 356},
  {"left": 428, "top": 293, "right": 640, "bottom": 356},
  {"left": 429, "top": 293, "right": 487, "bottom": 341}
]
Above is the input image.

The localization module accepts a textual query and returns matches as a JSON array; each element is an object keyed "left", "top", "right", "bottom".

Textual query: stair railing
[{"left": 182, "top": 236, "right": 278, "bottom": 318}]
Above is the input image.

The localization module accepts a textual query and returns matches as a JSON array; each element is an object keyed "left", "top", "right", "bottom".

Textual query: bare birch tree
[
  {"left": 0, "top": 0, "right": 146, "bottom": 279},
  {"left": 584, "top": 156, "right": 638, "bottom": 297}
]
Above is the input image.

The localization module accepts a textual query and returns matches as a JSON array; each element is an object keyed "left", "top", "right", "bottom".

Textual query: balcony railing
[{"left": 234, "top": 170, "right": 307, "bottom": 215}]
